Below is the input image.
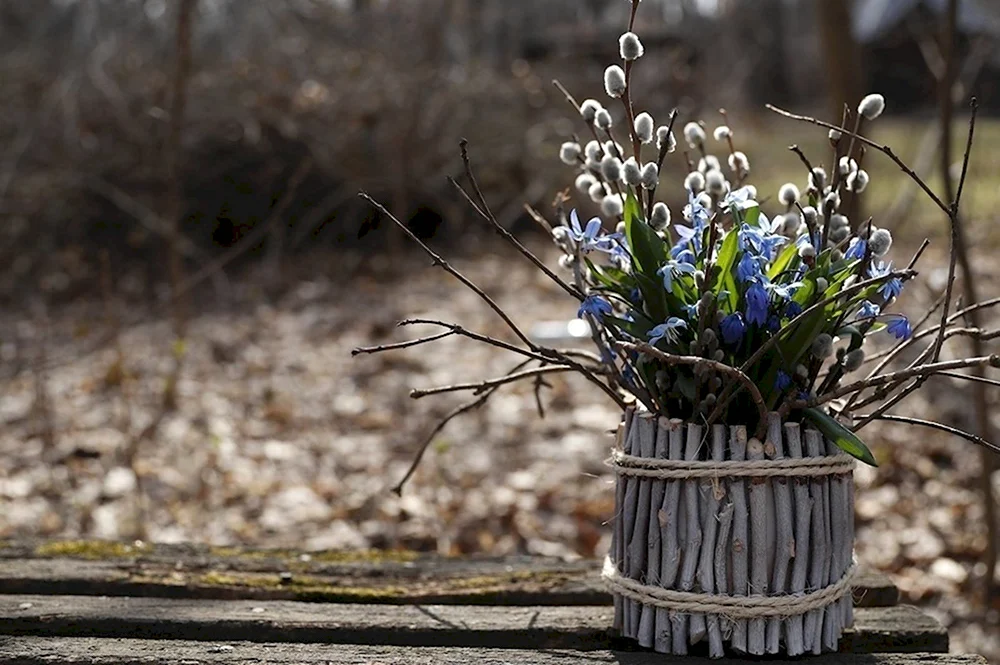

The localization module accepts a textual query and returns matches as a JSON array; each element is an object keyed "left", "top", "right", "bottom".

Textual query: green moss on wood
[{"left": 34, "top": 540, "right": 153, "bottom": 560}]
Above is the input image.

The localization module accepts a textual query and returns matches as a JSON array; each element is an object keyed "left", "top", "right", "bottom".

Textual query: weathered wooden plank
[
  {"left": 0, "top": 596, "right": 947, "bottom": 653},
  {"left": 0, "top": 541, "right": 899, "bottom": 607},
  {"left": 0, "top": 638, "right": 982, "bottom": 665}
]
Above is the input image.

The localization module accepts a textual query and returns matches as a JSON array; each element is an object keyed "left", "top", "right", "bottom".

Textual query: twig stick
[
  {"left": 700, "top": 424, "right": 727, "bottom": 657},
  {"left": 767, "top": 414, "right": 792, "bottom": 653},
  {"left": 639, "top": 417, "right": 670, "bottom": 648},
  {"left": 656, "top": 418, "right": 684, "bottom": 652},
  {"left": 747, "top": 435, "right": 768, "bottom": 655},
  {"left": 730, "top": 426, "right": 749, "bottom": 653},
  {"left": 629, "top": 414, "right": 658, "bottom": 644},
  {"left": 681, "top": 423, "right": 705, "bottom": 645},
  {"left": 409, "top": 366, "right": 579, "bottom": 399},
  {"left": 805, "top": 429, "right": 828, "bottom": 654},
  {"left": 785, "top": 423, "right": 812, "bottom": 656}
]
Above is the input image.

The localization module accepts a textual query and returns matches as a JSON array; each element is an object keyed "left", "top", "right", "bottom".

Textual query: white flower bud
[
  {"left": 847, "top": 169, "right": 870, "bottom": 193},
  {"left": 828, "top": 128, "right": 842, "bottom": 142},
  {"left": 745, "top": 185, "right": 758, "bottom": 200},
  {"left": 870, "top": 228, "right": 893, "bottom": 256},
  {"left": 575, "top": 173, "right": 596, "bottom": 193},
  {"left": 809, "top": 167, "right": 827, "bottom": 191},
  {"left": 816, "top": 277, "right": 829, "bottom": 292},
  {"left": 604, "top": 65, "right": 627, "bottom": 98},
  {"left": 713, "top": 125, "right": 731, "bottom": 141},
  {"left": 616, "top": 221, "right": 627, "bottom": 235},
  {"left": 698, "top": 155, "right": 721, "bottom": 173},
  {"left": 559, "top": 142, "right": 581, "bottom": 165},
  {"left": 601, "top": 194, "right": 624, "bottom": 217},
  {"left": 728, "top": 151, "right": 749, "bottom": 174},
  {"left": 798, "top": 243, "right": 816, "bottom": 259},
  {"left": 829, "top": 226, "right": 851, "bottom": 243},
  {"left": 580, "top": 99, "right": 602, "bottom": 123},
  {"left": 634, "top": 112, "right": 655, "bottom": 144},
  {"left": 558, "top": 254, "right": 575, "bottom": 270},
  {"left": 683, "top": 122, "right": 705, "bottom": 148},
  {"left": 858, "top": 93, "right": 886, "bottom": 120},
  {"left": 584, "top": 156, "right": 601, "bottom": 173},
  {"left": 604, "top": 140, "right": 624, "bottom": 159},
  {"left": 829, "top": 213, "right": 849, "bottom": 230},
  {"left": 781, "top": 212, "right": 801, "bottom": 235},
  {"left": 650, "top": 202, "right": 671, "bottom": 230},
  {"left": 696, "top": 192, "right": 713, "bottom": 210},
  {"left": 640, "top": 162, "right": 659, "bottom": 190},
  {"left": 594, "top": 108, "right": 613, "bottom": 130},
  {"left": 824, "top": 190, "right": 841, "bottom": 211},
  {"left": 601, "top": 154, "right": 622, "bottom": 182},
  {"left": 684, "top": 171, "right": 705, "bottom": 192},
  {"left": 811, "top": 333, "right": 834, "bottom": 359},
  {"left": 839, "top": 155, "right": 858, "bottom": 176},
  {"left": 656, "top": 126, "right": 676, "bottom": 153},
  {"left": 844, "top": 275, "right": 858, "bottom": 288},
  {"left": 588, "top": 181, "right": 607, "bottom": 203},
  {"left": 778, "top": 182, "right": 800, "bottom": 206},
  {"left": 619, "top": 31, "right": 644, "bottom": 61},
  {"left": 843, "top": 348, "right": 865, "bottom": 372},
  {"left": 585, "top": 140, "right": 603, "bottom": 161},
  {"left": 621, "top": 157, "right": 642, "bottom": 186},
  {"left": 705, "top": 169, "right": 726, "bottom": 195},
  {"left": 801, "top": 206, "right": 818, "bottom": 225}
]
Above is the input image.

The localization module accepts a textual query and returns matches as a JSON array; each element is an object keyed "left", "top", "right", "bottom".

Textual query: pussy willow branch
[
  {"left": 706, "top": 267, "right": 917, "bottom": 425},
  {"left": 620, "top": 341, "right": 768, "bottom": 438},
  {"left": 553, "top": 79, "right": 606, "bottom": 153},
  {"left": 352, "top": 330, "right": 455, "bottom": 356},
  {"left": 410, "top": 365, "right": 585, "bottom": 399},
  {"left": 391, "top": 359, "right": 533, "bottom": 495},
  {"left": 788, "top": 144, "right": 815, "bottom": 180},
  {"left": 394, "top": 319, "right": 549, "bottom": 364},
  {"left": 850, "top": 414, "right": 1000, "bottom": 455},
  {"left": 794, "top": 354, "right": 999, "bottom": 409}
]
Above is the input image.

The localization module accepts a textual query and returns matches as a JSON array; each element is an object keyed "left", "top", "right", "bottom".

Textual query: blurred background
[{"left": 1, "top": 0, "right": 999, "bottom": 658}]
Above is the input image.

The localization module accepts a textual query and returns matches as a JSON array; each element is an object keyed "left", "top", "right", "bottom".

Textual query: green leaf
[
  {"left": 715, "top": 230, "right": 739, "bottom": 312},
  {"left": 768, "top": 243, "right": 799, "bottom": 280},
  {"left": 743, "top": 205, "right": 760, "bottom": 228},
  {"left": 803, "top": 407, "right": 878, "bottom": 466},
  {"left": 624, "top": 193, "right": 668, "bottom": 276}
]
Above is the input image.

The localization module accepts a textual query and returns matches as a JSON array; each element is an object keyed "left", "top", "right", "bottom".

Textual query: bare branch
[
  {"left": 410, "top": 366, "right": 581, "bottom": 399},
  {"left": 850, "top": 414, "right": 1000, "bottom": 455},
  {"left": 352, "top": 330, "right": 456, "bottom": 356}
]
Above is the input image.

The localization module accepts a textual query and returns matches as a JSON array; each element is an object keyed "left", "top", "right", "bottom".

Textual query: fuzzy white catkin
[
  {"left": 847, "top": 169, "right": 870, "bottom": 193},
  {"left": 634, "top": 112, "right": 655, "bottom": 144},
  {"left": 558, "top": 254, "right": 575, "bottom": 271},
  {"left": 698, "top": 155, "right": 721, "bottom": 173},
  {"left": 595, "top": 108, "right": 613, "bottom": 130},
  {"left": 839, "top": 155, "right": 858, "bottom": 176},
  {"left": 798, "top": 243, "right": 816, "bottom": 259},
  {"left": 650, "top": 202, "right": 671, "bottom": 230},
  {"left": 858, "top": 93, "right": 886, "bottom": 120},
  {"left": 585, "top": 156, "right": 601, "bottom": 173},
  {"left": 811, "top": 333, "right": 834, "bottom": 358},
  {"left": 829, "top": 226, "right": 851, "bottom": 243},
  {"left": 575, "top": 173, "right": 596, "bottom": 193},
  {"left": 656, "top": 126, "right": 676, "bottom": 153},
  {"left": 870, "top": 228, "right": 893, "bottom": 256},
  {"left": 622, "top": 157, "right": 642, "bottom": 186},
  {"left": 588, "top": 182, "right": 607, "bottom": 203},
  {"left": 809, "top": 167, "right": 827, "bottom": 191},
  {"left": 580, "top": 99, "right": 602, "bottom": 123},
  {"left": 778, "top": 182, "right": 800, "bottom": 206},
  {"left": 619, "top": 31, "right": 644, "bottom": 61},
  {"left": 604, "top": 140, "right": 624, "bottom": 159},
  {"left": 830, "top": 213, "right": 849, "bottom": 230},
  {"left": 604, "top": 65, "right": 627, "bottom": 98},
  {"left": 559, "top": 142, "right": 581, "bottom": 165},
  {"left": 601, "top": 154, "right": 623, "bottom": 182},
  {"left": 816, "top": 277, "right": 829, "bottom": 292},
  {"left": 585, "top": 140, "right": 602, "bottom": 161},
  {"left": 602, "top": 194, "right": 624, "bottom": 217},
  {"left": 684, "top": 171, "right": 705, "bottom": 192},
  {"left": 843, "top": 348, "right": 865, "bottom": 372},
  {"left": 640, "top": 162, "right": 659, "bottom": 190},
  {"left": 825, "top": 190, "right": 841, "bottom": 211},
  {"left": 705, "top": 169, "right": 726, "bottom": 195},
  {"left": 713, "top": 125, "right": 731, "bottom": 141},
  {"left": 728, "top": 151, "right": 749, "bottom": 174},
  {"left": 683, "top": 121, "right": 706, "bottom": 148},
  {"left": 801, "top": 206, "right": 818, "bottom": 225},
  {"left": 695, "top": 192, "right": 713, "bottom": 210},
  {"left": 616, "top": 221, "right": 627, "bottom": 235},
  {"left": 781, "top": 212, "right": 801, "bottom": 235}
]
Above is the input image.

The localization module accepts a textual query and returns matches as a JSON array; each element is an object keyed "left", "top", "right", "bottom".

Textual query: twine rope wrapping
[
  {"left": 608, "top": 449, "right": 856, "bottom": 479},
  {"left": 602, "top": 556, "right": 858, "bottom": 619}
]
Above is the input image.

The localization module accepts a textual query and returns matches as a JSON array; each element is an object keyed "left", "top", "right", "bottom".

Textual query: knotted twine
[{"left": 603, "top": 446, "right": 857, "bottom": 619}]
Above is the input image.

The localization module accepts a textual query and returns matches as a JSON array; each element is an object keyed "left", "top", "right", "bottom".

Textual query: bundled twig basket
[{"left": 606, "top": 407, "right": 856, "bottom": 658}]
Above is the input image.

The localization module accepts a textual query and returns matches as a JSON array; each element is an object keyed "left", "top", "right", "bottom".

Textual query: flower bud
[
  {"left": 828, "top": 128, "right": 842, "bottom": 142},
  {"left": 601, "top": 154, "right": 623, "bottom": 182},
  {"left": 858, "top": 93, "right": 886, "bottom": 120},
  {"left": 705, "top": 169, "right": 726, "bottom": 195},
  {"left": 809, "top": 167, "right": 827, "bottom": 192},
  {"left": 619, "top": 31, "right": 644, "bottom": 61},
  {"left": 795, "top": 364, "right": 809, "bottom": 380},
  {"left": 830, "top": 213, "right": 849, "bottom": 230},
  {"left": 604, "top": 140, "right": 624, "bottom": 159},
  {"left": 713, "top": 125, "right": 731, "bottom": 141},
  {"left": 595, "top": 108, "right": 613, "bottom": 130},
  {"left": 683, "top": 122, "right": 706, "bottom": 148},
  {"left": 580, "top": 99, "right": 602, "bottom": 123},
  {"left": 552, "top": 225, "right": 571, "bottom": 246},
  {"left": 847, "top": 169, "right": 870, "bottom": 193},
  {"left": 656, "top": 126, "right": 677, "bottom": 153},
  {"left": 601, "top": 195, "right": 624, "bottom": 217},
  {"left": 829, "top": 226, "right": 851, "bottom": 243},
  {"left": 870, "top": 228, "right": 892, "bottom": 257},
  {"left": 728, "top": 151, "right": 749, "bottom": 174},
  {"left": 824, "top": 190, "right": 841, "bottom": 212},
  {"left": 782, "top": 212, "right": 801, "bottom": 235},
  {"left": 588, "top": 182, "right": 607, "bottom": 203},
  {"left": 801, "top": 206, "right": 818, "bottom": 225},
  {"left": 698, "top": 155, "right": 721, "bottom": 173},
  {"left": 634, "top": 112, "right": 655, "bottom": 144},
  {"left": 684, "top": 171, "right": 705, "bottom": 193},
  {"left": 585, "top": 156, "right": 601, "bottom": 173},
  {"left": 650, "top": 202, "right": 671, "bottom": 230},
  {"left": 622, "top": 157, "right": 642, "bottom": 186},
  {"left": 811, "top": 333, "right": 834, "bottom": 358},
  {"left": 558, "top": 254, "right": 575, "bottom": 270},
  {"left": 779, "top": 182, "right": 800, "bottom": 206},
  {"left": 640, "top": 162, "right": 659, "bottom": 190},
  {"left": 575, "top": 173, "right": 597, "bottom": 193},
  {"left": 585, "top": 140, "right": 603, "bottom": 161},
  {"left": 616, "top": 221, "right": 627, "bottom": 235},
  {"left": 839, "top": 155, "right": 858, "bottom": 176},
  {"left": 559, "top": 142, "right": 581, "bottom": 165},
  {"left": 798, "top": 243, "right": 816, "bottom": 259},
  {"left": 604, "top": 65, "right": 627, "bottom": 98},
  {"left": 843, "top": 348, "right": 865, "bottom": 372},
  {"left": 816, "top": 277, "right": 829, "bottom": 292}
]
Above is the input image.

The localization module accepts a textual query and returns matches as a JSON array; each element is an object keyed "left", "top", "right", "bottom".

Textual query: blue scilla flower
[
  {"left": 785, "top": 301, "right": 804, "bottom": 318},
  {"left": 885, "top": 314, "right": 912, "bottom": 340},
  {"left": 856, "top": 299, "right": 881, "bottom": 321},
  {"left": 569, "top": 210, "right": 619, "bottom": 254},
  {"left": 629, "top": 288, "right": 642, "bottom": 305},
  {"left": 670, "top": 243, "right": 697, "bottom": 263},
  {"left": 648, "top": 317, "right": 688, "bottom": 345},
  {"left": 724, "top": 186, "right": 758, "bottom": 212},
  {"left": 868, "top": 261, "right": 903, "bottom": 300},
  {"left": 745, "top": 281, "right": 769, "bottom": 326},
  {"left": 658, "top": 259, "right": 697, "bottom": 293},
  {"left": 767, "top": 280, "right": 802, "bottom": 302},
  {"left": 737, "top": 252, "right": 763, "bottom": 283},
  {"left": 684, "top": 303, "right": 699, "bottom": 321},
  {"left": 767, "top": 314, "right": 781, "bottom": 333},
  {"left": 845, "top": 237, "right": 867, "bottom": 260},
  {"left": 578, "top": 295, "right": 613, "bottom": 320},
  {"left": 683, "top": 189, "right": 711, "bottom": 227},
  {"left": 720, "top": 312, "right": 746, "bottom": 345},
  {"left": 775, "top": 370, "right": 793, "bottom": 391}
]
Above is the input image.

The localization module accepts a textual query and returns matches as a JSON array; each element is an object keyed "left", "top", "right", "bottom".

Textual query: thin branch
[
  {"left": 410, "top": 366, "right": 580, "bottom": 399},
  {"left": 352, "top": 330, "right": 456, "bottom": 356},
  {"left": 788, "top": 144, "right": 815, "bottom": 179},
  {"left": 850, "top": 414, "right": 1000, "bottom": 455},
  {"left": 397, "top": 318, "right": 549, "bottom": 363}
]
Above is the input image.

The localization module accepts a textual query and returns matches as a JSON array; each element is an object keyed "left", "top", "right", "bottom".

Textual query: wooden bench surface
[{"left": 0, "top": 541, "right": 983, "bottom": 665}]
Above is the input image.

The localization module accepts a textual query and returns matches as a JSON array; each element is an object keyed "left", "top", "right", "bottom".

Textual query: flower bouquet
[{"left": 356, "top": 0, "right": 999, "bottom": 658}]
